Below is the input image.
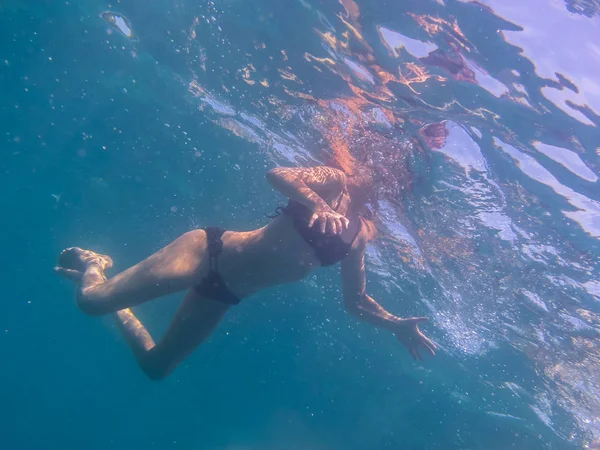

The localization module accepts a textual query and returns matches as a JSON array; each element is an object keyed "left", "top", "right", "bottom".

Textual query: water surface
[{"left": 1, "top": 1, "right": 599, "bottom": 449}]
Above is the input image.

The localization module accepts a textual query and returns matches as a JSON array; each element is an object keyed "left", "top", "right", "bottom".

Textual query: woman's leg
[
  {"left": 114, "top": 289, "right": 229, "bottom": 380},
  {"left": 55, "top": 230, "right": 209, "bottom": 315}
]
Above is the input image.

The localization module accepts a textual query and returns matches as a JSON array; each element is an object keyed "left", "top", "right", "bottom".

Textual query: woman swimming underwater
[{"left": 55, "top": 166, "right": 436, "bottom": 380}]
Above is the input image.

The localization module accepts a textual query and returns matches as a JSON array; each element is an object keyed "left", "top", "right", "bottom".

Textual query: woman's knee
[
  {"left": 142, "top": 365, "right": 170, "bottom": 381},
  {"left": 76, "top": 289, "right": 107, "bottom": 316},
  {"left": 139, "top": 349, "right": 175, "bottom": 381}
]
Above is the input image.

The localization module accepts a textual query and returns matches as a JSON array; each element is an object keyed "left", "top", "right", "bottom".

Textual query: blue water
[{"left": 2, "top": 0, "right": 599, "bottom": 449}]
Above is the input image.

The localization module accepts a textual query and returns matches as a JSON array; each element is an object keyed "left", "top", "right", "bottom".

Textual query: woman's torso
[{"left": 216, "top": 198, "right": 365, "bottom": 299}]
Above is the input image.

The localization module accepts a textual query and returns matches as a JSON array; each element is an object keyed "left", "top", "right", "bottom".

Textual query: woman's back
[{"left": 217, "top": 214, "right": 323, "bottom": 298}]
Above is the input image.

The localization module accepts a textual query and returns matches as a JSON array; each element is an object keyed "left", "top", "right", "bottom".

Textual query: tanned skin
[{"left": 56, "top": 166, "right": 436, "bottom": 380}]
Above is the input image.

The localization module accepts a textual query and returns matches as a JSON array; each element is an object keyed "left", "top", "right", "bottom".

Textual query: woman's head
[
  {"left": 346, "top": 166, "right": 375, "bottom": 210},
  {"left": 316, "top": 98, "right": 425, "bottom": 219}
]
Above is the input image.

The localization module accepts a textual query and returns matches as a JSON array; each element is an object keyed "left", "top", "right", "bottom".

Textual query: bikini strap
[
  {"left": 333, "top": 188, "right": 348, "bottom": 212},
  {"left": 204, "top": 227, "right": 225, "bottom": 271},
  {"left": 265, "top": 206, "right": 286, "bottom": 219}
]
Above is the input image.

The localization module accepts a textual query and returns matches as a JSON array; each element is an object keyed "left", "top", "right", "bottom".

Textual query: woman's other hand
[
  {"left": 393, "top": 317, "right": 437, "bottom": 361},
  {"left": 308, "top": 206, "right": 349, "bottom": 235}
]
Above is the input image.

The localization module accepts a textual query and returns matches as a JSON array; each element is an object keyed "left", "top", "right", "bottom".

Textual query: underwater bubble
[{"left": 101, "top": 11, "right": 135, "bottom": 39}]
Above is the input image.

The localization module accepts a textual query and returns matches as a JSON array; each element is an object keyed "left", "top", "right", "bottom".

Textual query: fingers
[
  {"left": 333, "top": 218, "right": 341, "bottom": 234},
  {"left": 309, "top": 213, "right": 348, "bottom": 235},
  {"left": 404, "top": 316, "right": 429, "bottom": 325},
  {"left": 409, "top": 346, "right": 423, "bottom": 361},
  {"left": 405, "top": 334, "right": 437, "bottom": 360},
  {"left": 54, "top": 266, "right": 83, "bottom": 282},
  {"left": 415, "top": 347, "right": 424, "bottom": 361},
  {"left": 409, "top": 347, "right": 418, "bottom": 361},
  {"left": 326, "top": 218, "right": 336, "bottom": 235},
  {"left": 421, "top": 334, "right": 437, "bottom": 352},
  {"left": 308, "top": 213, "right": 350, "bottom": 234},
  {"left": 421, "top": 340, "right": 436, "bottom": 356},
  {"left": 409, "top": 343, "right": 434, "bottom": 360},
  {"left": 328, "top": 217, "right": 348, "bottom": 235},
  {"left": 309, "top": 214, "right": 327, "bottom": 234},
  {"left": 342, "top": 217, "right": 349, "bottom": 231},
  {"left": 413, "top": 317, "right": 430, "bottom": 324},
  {"left": 416, "top": 328, "right": 437, "bottom": 354}
]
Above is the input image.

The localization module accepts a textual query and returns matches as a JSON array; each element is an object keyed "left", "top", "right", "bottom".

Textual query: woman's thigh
[
  {"left": 145, "top": 288, "right": 230, "bottom": 379},
  {"left": 84, "top": 229, "right": 210, "bottom": 311}
]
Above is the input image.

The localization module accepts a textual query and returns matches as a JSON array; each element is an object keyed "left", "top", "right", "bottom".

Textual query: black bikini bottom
[{"left": 194, "top": 227, "right": 241, "bottom": 305}]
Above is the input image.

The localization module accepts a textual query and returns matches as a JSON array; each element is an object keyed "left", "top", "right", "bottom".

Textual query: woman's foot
[{"left": 55, "top": 247, "right": 113, "bottom": 282}]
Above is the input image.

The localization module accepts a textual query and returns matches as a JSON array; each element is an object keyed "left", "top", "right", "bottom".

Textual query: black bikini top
[{"left": 281, "top": 200, "right": 362, "bottom": 266}]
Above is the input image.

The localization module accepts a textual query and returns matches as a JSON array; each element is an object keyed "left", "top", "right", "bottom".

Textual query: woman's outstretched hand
[
  {"left": 308, "top": 206, "right": 349, "bottom": 235},
  {"left": 393, "top": 317, "right": 437, "bottom": 361}
]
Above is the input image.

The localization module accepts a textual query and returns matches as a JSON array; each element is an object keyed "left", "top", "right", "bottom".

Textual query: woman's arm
[
  {"left": 340, "top": 234, "right": 437, "bottom": 360},
  {"left": 267, "top": 166, "right": 349, "bottom": 234},
  {"left": 266, "top": 166, "right": 346, "bottom": 209}
]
